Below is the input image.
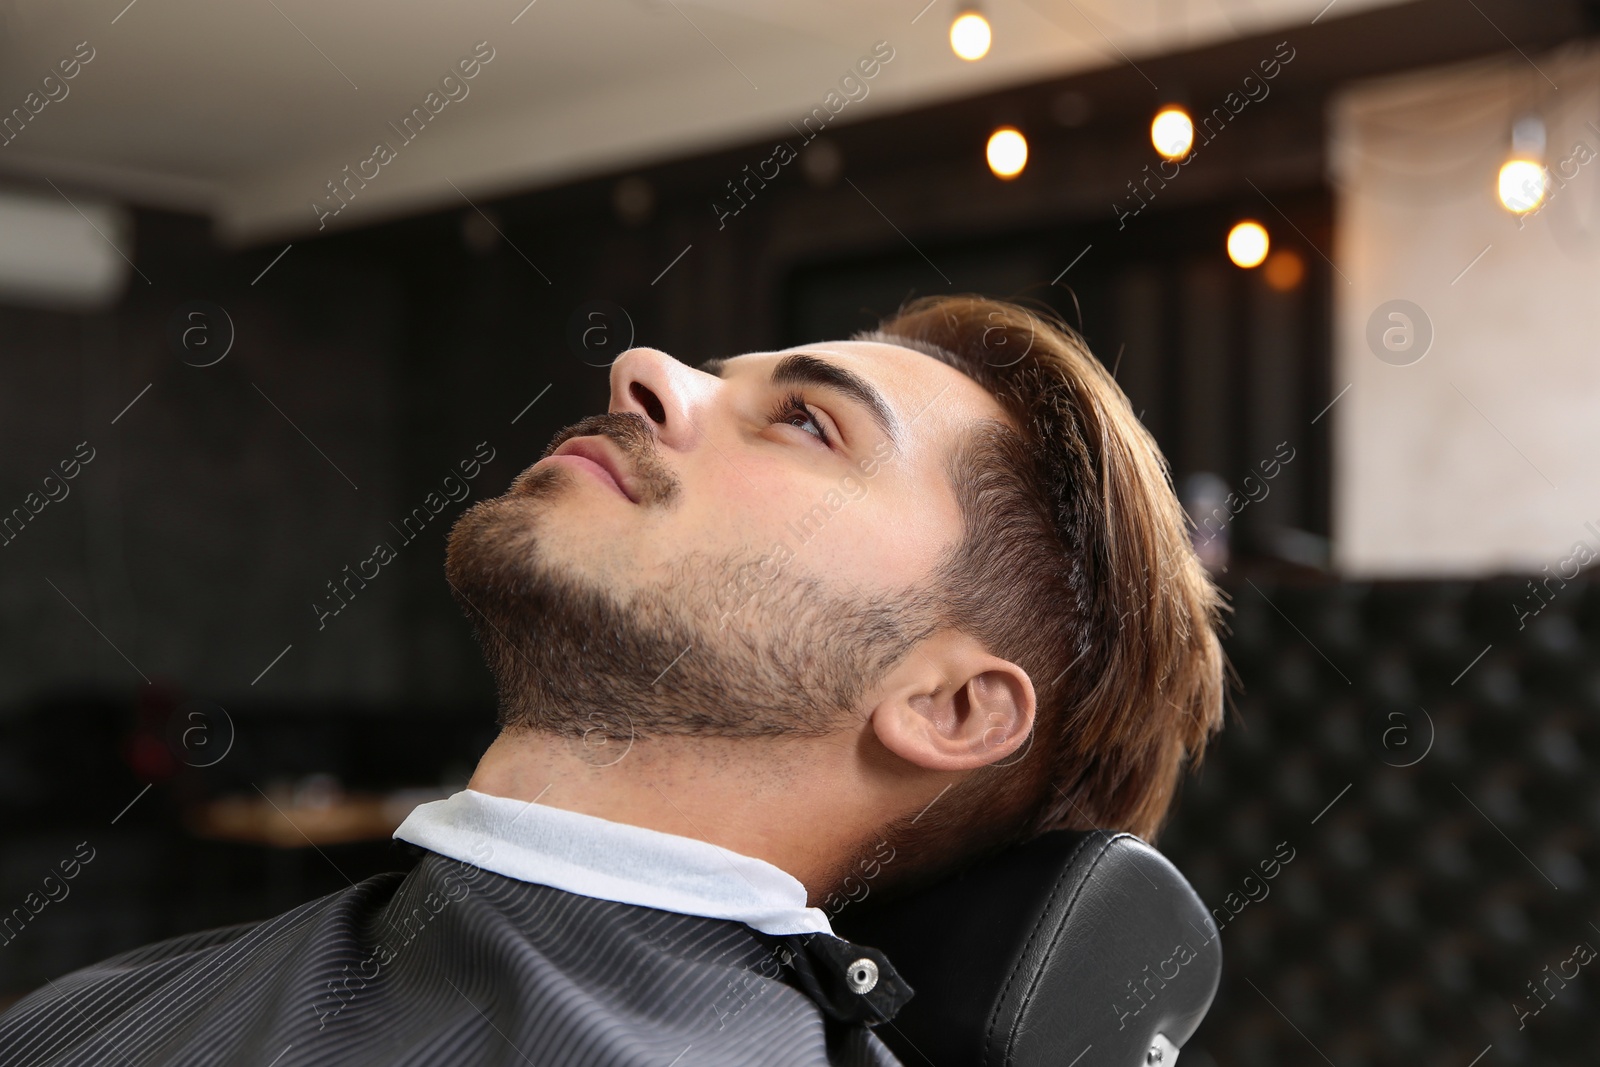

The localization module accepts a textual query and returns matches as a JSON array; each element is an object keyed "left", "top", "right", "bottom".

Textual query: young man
[{"left": 0, "top": 296, "right": 1227, "bottom": 1066}]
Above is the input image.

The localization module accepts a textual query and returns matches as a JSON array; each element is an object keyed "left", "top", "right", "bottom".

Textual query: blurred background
[{"left": 3, "top": 0, "right": 1600, "bottom": 1063}]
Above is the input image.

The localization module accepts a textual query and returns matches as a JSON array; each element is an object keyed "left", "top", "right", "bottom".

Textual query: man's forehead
[{"left": 732, "top": 338, "right": 932, "bottom": 370}]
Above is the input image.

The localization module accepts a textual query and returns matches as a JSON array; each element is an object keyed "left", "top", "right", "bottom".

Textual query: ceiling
[{"left": 0, "top": 0, "right": 1404, "bottom": 245}]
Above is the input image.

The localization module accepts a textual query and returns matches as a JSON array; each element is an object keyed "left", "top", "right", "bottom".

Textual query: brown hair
[{"left": 854, "top": 295, "right": 1233, "bottom": 890}]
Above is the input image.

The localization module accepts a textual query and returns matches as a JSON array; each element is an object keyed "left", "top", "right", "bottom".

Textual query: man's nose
[{"left": 608, "top": 347, "right": 712, "bottom": 452}]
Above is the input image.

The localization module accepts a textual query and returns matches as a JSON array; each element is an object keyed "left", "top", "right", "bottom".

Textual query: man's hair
[{"left": 853, "top": 295, "right": 1232, "bottom": 891}]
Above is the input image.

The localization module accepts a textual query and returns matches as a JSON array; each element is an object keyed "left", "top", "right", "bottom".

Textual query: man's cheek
[{"left": 827, "top": 517, "right": 908, "bottom": 567}]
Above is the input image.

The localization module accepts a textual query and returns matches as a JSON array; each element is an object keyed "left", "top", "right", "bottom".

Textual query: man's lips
[{"left": 546, "top": 436, "right": 638, "bottom": 503}]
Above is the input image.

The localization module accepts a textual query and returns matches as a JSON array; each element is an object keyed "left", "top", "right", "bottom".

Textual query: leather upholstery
[{"left": 835, "top": 831, "right": 1221, "bottom": 1067}]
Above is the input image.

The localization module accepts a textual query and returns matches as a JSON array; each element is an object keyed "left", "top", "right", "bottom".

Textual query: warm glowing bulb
[
  {"left": 1151, "top": 107, "right": 1194, "bottom": 160},
  {"left": 1263, "top": 249, "right": 1305, "bottom": 291},
  {"left": 1498, "top": 159, "right": 1548, "bottom": 213},
  {"left": 950, "top": 12, "right": 992, "bottom": 61},
  {"left": 986, "top": 127, "right": 1027, "bottom": 179},
  {"left": 1227, "top": 221, "right": 1269, "bottom": 268}
]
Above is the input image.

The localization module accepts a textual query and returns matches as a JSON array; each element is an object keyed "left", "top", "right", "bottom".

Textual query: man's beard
[{"left": 444, "top": 412, "right": 940, "bottom": 746}]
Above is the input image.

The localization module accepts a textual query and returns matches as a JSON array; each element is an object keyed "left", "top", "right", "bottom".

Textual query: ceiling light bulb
[
  {"left": 1498, "top": 159, "right": 1548, "bottom": 214},
  {"left": 1227, "top": 221, "right": 1269, "bottom": 268},
  {"left": 950, "top": 11, "right": 992, "bottom": 61},
  {"left": 1151, "top": 106, "right": 1194, "bottom": 160},
  {"left": 1263, "top": 249, "right": 1305, "bottom": 291},
  {"left": 986, "top": 127, "right": 1027, "bottom": 179}
]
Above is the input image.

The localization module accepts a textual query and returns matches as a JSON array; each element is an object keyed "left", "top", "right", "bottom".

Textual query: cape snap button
[{"left": 845, "top": 957, "right": 879, "bottom": 994}]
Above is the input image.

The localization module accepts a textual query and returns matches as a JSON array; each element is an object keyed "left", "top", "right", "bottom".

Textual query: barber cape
[{"left": 0, "top": 790, "right": 911, "bottom": 1066}]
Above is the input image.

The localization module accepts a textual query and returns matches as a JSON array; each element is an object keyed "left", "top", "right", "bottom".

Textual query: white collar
[{"left": 393, "top": 788, "right": 834, "bottom": 937}]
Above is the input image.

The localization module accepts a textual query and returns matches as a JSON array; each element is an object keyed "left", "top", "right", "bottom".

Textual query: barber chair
[{"left": 836, "top": 830, "right": 1220, "bottom": 1067}]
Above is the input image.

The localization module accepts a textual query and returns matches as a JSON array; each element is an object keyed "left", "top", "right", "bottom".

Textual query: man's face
[{"left": 445, "top": 339, "right": 1011, "bottom": 740}]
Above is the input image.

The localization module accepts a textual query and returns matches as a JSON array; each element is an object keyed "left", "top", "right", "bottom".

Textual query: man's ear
[{"left": 869, "top": 629, "right": 1036, "bottom": 772}]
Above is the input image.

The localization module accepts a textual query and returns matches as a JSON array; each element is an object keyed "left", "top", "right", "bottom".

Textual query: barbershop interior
[{"left": 3, "top": 0, "right": 1600, "bottom": 1064}]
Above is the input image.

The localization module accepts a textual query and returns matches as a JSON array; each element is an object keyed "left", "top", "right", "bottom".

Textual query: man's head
[{"left": 445, "top": 294, "right": 1228, "bottom": 895}]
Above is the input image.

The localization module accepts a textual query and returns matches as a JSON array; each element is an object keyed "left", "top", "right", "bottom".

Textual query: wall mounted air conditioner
[{"left": 0, "top": 185, "right": 130, "bottom": 310}]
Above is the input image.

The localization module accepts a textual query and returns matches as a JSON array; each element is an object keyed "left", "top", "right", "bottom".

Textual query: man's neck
[{"left": 465, "top": 728, "right": 871, "bottom": 903}]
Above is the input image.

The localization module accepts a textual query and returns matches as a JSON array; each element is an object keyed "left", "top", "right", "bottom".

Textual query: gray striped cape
[{"left": 0, "top": 852, "right": 908, "bottom": 1066}]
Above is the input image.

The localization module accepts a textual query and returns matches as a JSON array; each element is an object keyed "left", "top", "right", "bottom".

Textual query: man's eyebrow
[
  {"left": 773, "top": 355, "right": 901, "bottom": 450},
  {"left": 699, "top": 352, "right": 902, "bottom": 450}
]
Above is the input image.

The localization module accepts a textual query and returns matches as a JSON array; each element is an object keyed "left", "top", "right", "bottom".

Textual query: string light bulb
[
  {"left": 1498, "top": 113, "right": 1549, "bottom": 214},
  {"left": 986, "top": 127, "right": 1027, "bottom": 179},
  {"left": 1227, "top": 221, "right": 1269, "bottom": 268},
  {"left": 1263, "top": 249, "right": 1305, "bottom": 291},
  {"left": 950, "top": 10, "right": 992, "bottom": 61},
  {"left": 1151, "top": 105, "right": 1194, "bottom": 160}
]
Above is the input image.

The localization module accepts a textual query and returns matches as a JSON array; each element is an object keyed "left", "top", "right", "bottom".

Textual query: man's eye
[
  {"left": 783, "top": 407, "right": 826, "bottom": 439},
  {"left": 768, "top": 393, "right": 833, "bottom": 448}
]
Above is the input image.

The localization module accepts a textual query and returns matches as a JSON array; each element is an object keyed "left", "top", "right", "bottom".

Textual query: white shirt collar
[{"left": 393, "top": 788, "right": 834, "bottom": 937}]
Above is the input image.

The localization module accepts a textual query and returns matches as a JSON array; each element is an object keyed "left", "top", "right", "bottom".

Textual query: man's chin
[
  {"left": 444, "top": 485, "right": 631, "bottom": 615},
  {"left": 444, "top": 492, "right": 544, "bottom": 593}
]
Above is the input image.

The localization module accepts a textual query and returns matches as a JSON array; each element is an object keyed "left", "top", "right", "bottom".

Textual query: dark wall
[
  {"left": 1158, "top": 572, "right": 1600, "bottom": 1067},
  {"left": 0, "top": 216, "right": 422, "bottom": 706}
]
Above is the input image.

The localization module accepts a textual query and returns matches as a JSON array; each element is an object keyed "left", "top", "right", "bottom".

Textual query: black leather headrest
[{"left": 834, "top": 831, "right": 1221, "bottom": 1067}]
